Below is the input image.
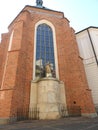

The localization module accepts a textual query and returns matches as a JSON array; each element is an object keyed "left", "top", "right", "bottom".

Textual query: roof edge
[
  {"left": 25, "top": 5, "right": 64, "bottom": 14},
  {"left": 8, "top": 5, "right": 64, "bottom": 29},
  {"left": 76, "top": 26, "right": 98, "bottom": 34}
]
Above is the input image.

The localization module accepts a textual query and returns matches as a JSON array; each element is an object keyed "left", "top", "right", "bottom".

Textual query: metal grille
[
  {"left": 60, "top": 106, "right": 81, "bottom": 118},
  {"left": 17, "top": 107, "right": 39, "bottom": 121}
]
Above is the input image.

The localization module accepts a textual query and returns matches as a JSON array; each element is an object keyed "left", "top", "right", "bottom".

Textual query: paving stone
[{"left": 0, "top": 117, "right": 98, "bottom": 130}]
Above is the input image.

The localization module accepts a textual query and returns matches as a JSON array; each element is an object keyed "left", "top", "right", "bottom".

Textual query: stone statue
[
  {"left": 45, "top": 63, "right": 52, "bottom": 77},
  {"left": 36, "top": 0, "right": 43, "bottom": 7}
]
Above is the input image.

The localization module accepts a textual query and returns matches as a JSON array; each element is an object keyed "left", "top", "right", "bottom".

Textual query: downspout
[{"left": 87, "top": 29, "right": 98, "bottom": 66}]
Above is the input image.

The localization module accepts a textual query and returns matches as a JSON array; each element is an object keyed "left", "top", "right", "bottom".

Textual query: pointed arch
[{"left": 33, "top": 19, "right": 59, "bottom": 80}]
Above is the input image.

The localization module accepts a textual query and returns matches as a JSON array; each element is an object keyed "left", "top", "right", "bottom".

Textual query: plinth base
[{"left": 30, "top": 78, "right": 67, "bottom": 119}]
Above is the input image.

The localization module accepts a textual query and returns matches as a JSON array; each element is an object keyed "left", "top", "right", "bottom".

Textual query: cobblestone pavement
[{"left": 0, "top": 117, "right": 98, "bottom": 130}]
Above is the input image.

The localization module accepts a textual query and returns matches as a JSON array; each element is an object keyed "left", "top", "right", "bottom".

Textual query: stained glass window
[{"left": 35, "top": 23, "right": 56, "bottom": 79}]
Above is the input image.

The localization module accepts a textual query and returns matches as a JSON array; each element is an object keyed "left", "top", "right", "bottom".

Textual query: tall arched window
[{"left": 35, "top": 23, "right": 56, "bottom": 79}]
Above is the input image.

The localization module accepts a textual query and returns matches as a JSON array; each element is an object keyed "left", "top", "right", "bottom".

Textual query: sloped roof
[
  {"left": 8, "top": 5, "right": 64, "bottom": 28},
  {"left": 76, "top": 26, "right": 98, "bottom": 34}
]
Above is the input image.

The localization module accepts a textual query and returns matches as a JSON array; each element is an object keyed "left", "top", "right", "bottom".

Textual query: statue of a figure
[
  {"left": 36, "top": 0, "right": 43, "bottom": 7},
  {"left": 45, "top": 63, "right": 52, "bottom": 77}
]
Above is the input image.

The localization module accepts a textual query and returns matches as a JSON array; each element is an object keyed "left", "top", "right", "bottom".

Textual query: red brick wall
[
  {"left": 0, "top": 90, "right": 13, "bottom": 117},
  {"left": 0, "top": 33, "right": 9, "bottom": 88},
  {"left": 0, "top": 6, "right": 96, "bottom": 119},
  {"left": 56, "top": 23, "right": 95, "bottom": 113}
]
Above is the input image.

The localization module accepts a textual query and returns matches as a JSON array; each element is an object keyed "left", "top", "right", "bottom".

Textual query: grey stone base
[
  {"left": 0, "top": 118, "right": 9, "bottom": 125},
  {"left": 82, "top": 113, "right": 97, "bottom": 118},
  {"left": 0, "top": 117, "right": 17, "bottom": 124}
]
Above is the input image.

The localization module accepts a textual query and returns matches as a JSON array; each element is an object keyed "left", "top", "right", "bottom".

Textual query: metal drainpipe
[{"left": 87, "top": 29, "right": 98, "bottom": 66}]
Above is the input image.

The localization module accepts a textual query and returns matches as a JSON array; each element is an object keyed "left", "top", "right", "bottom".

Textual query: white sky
[{"left": 0, "top": 0, "right": 98, "bottom": 40}]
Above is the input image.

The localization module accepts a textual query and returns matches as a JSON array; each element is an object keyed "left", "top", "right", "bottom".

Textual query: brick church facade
[{"left": 0, "top": 1, "right": 97, "bottom": 124}]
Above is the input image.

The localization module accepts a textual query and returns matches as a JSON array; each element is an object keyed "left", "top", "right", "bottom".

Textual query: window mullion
[
  {"left": 44, "top": 26, "right": 46, "bottom": 65},
  {"left": 36, "top": 23, "right": 56, "bottom": 79}
]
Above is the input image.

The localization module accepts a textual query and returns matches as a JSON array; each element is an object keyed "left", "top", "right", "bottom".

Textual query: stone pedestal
[{"left": 30, "top": 78, "right": 67, "bottom": 119}]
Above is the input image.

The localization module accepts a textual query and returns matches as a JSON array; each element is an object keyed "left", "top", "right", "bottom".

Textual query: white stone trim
[
  {"left": 33, "top": 19, "right": 59, "bottom": 80},
  {"left": 28, "top": 10, "right": 63, "bottom": 19},
  {"left": 1, "top": 30, "right": 14, "bottom": 90},
  {"left": 0, "top": 53, "right": 8, "bottom": 89},
  {"left": 8, "top": 30, "right": 14, "bottom": 51}
]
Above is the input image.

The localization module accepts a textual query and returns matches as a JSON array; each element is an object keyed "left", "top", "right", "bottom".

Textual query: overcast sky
[{"left": 0, "top": 0, "right": 98, "bottom": 39}]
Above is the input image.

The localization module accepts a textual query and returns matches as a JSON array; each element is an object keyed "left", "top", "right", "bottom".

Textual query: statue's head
[{"left": 36, "top": 0, "right": 43, "bottom": 6}]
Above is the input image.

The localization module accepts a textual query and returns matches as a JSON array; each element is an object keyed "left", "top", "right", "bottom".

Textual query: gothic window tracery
[{"left": 35, "top": 23, "right": 56, "bottom": 79}]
